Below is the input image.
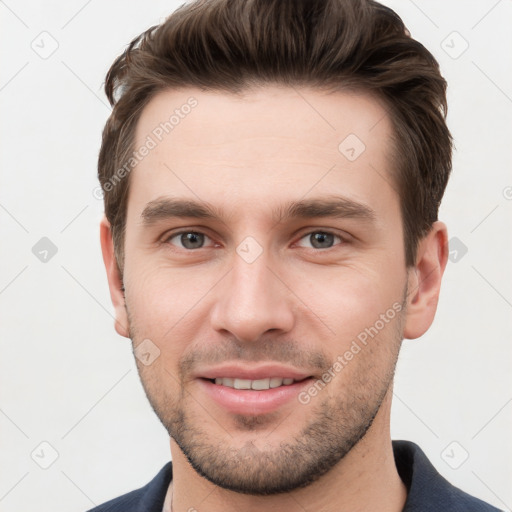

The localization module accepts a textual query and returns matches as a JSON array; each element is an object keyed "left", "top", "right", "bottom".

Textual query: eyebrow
[
  {"left": 140, "top": 196, "right": 376, "bottom": 226},
  {"left": 274, "top": 196, "right": 375, "bottom": 223}
]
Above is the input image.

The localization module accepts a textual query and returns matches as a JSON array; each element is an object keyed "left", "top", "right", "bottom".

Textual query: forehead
[{"left": 129, "top": 86, "right": 397, "bottom": 223}]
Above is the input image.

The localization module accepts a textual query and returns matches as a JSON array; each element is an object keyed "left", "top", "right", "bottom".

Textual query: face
[{"left": 106, "top": 86, "right": 419, "bottom": 494}]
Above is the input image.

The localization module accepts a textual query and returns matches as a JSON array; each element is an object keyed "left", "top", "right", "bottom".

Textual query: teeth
[
  {"left": 234, "top": 378, "right": 252, "bottom": 390},
  {"left": 251, "top": 378, "right": 269, "bottom": 390},
  {"left": 269, "top": 377, "right": 283, "bottom": 388},
  {"left": 213, "top": 377, "right": 297, "bottom": 390}
]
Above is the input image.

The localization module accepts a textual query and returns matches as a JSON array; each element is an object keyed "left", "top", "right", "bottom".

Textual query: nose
[{"left": 210, "top": 248, "right": 295, "bottom": 343}]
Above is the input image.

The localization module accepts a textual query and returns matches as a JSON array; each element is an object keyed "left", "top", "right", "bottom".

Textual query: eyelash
[{"left": 162, "top": 229, "right": 346, "bottom": 252}]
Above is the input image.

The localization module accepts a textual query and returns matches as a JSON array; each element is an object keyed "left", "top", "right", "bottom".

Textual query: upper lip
[{"left": 195, "top": 364, "right": 313, "bottom": 381}]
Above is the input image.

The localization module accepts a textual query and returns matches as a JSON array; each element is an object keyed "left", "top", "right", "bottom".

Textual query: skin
[{"left": 101, "top": 86, "right": 448, "bottom": 512}]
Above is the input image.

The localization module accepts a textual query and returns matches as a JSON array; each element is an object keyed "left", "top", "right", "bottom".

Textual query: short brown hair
[{"left": 98, "top": 0, "right": 453, "bottom": 271}]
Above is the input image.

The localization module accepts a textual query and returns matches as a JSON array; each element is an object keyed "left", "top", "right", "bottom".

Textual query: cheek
[
  {"left": 289, "top": 263, "right": 402, "bottom": 339},
  {"left": 125, "top": 258, "right": 219, "bottom": 341}
]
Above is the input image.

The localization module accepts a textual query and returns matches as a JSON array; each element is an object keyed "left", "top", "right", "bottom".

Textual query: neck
[{"left": 164, "top": 391, "right": 407, "bottom": 512}]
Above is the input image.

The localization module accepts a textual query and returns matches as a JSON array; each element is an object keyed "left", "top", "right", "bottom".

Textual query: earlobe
[
  {"left": 403, "top": 221, "right": 449, "bottom": 340},
  {"left": 99, "top": 217, "right": 130, "bottom": 338}
]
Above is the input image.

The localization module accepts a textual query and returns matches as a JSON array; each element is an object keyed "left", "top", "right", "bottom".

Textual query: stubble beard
[{"left": 127, "top": 296, "right": 406, "bottom": 495}]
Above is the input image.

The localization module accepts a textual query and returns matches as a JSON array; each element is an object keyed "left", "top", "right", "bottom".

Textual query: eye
[
  {"left": 296, "top": 231, "right": 343, "bottom": 250},
  {"left": 165, "top": 231, "right": 214, "bottom": 250}
]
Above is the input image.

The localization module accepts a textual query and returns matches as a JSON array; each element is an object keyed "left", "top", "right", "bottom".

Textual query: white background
[{"left": 0, "top": 0, "right": 511, "bottom": 510}]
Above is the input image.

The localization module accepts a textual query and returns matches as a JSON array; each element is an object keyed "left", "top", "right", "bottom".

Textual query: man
[{"left": 91, "top": 0, "right": 499, "bottom": 510}]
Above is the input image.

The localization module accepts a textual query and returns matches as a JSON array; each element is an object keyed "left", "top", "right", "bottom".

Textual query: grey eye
[
  {"left": 168, "top": 231, "right": 210, "bottom": 249},
  {"left": 310, "top": 232, "right": 335, "bottom": 249},
  {"left": 297, "top": 231, "right": 341, "bottom": 249}
]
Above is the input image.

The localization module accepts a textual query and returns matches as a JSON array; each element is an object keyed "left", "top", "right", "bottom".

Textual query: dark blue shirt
[{"left": 87, "top": 440, "right": 501, "bottom": 511}]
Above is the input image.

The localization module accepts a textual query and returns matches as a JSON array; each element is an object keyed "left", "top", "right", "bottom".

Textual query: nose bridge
[{"left": 210, "top": 240, "right": 294, "bottom": 342}]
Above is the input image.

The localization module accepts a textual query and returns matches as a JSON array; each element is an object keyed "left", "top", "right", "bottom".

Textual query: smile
[{"left": 211, "top": 377, "right": 299, "bottom": 390}]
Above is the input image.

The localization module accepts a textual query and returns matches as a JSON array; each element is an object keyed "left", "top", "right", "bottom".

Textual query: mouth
[
  {"left": 195, "top": 365, "right": 316, "bottom": 416},
  {"left": 205, "top": 376, "right": 308, "bottom": 390}
]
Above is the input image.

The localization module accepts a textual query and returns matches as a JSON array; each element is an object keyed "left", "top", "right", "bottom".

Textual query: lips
[
  {"left": 194, "top": 364, "right": 315, "bottom": 415},
  {"left": 196, "top": 363, "right": 312, "bottom": 382}
]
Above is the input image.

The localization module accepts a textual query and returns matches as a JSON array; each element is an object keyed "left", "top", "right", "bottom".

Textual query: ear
[
  {"left": 403, "top": 221, "right": 449, "bottom": 340},
  {"left": 100, "top": 217, "right": 130, "bottom": 338}
]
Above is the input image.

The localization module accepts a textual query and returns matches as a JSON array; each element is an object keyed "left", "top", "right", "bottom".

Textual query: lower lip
[{"left": 197, "top": 378, "right": 313, "bottom": 415}]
